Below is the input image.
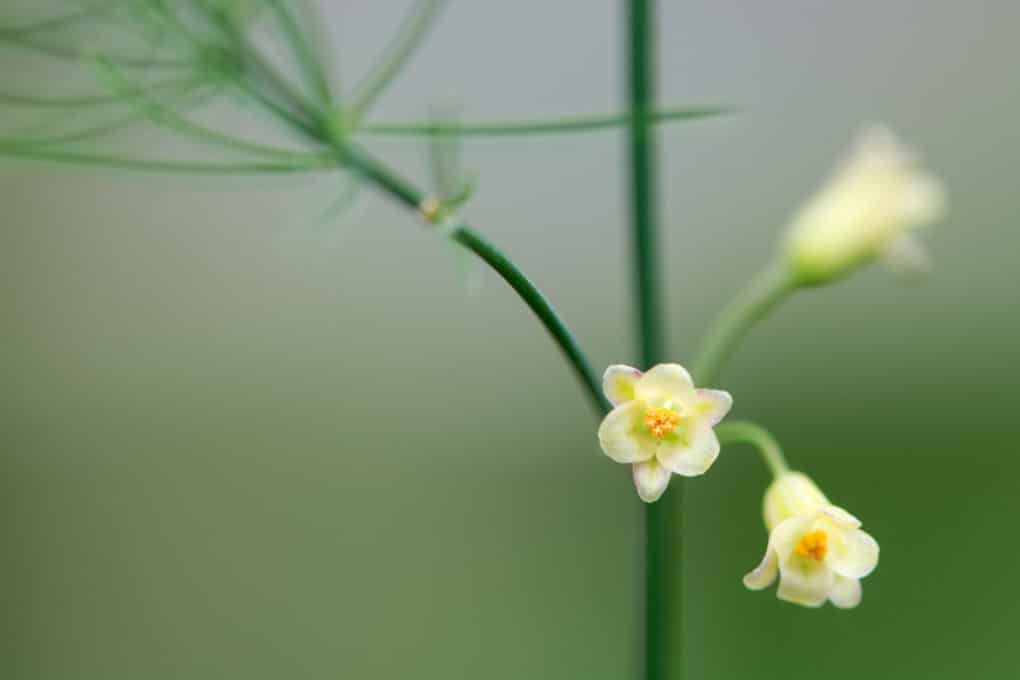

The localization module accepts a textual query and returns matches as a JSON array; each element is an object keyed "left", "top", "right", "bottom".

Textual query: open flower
[
  {"left": 784, "top": 126, "right": 946, "bottom": 286},
  {"left": 597, "top": 364, "right": 732, "bottom": 503},
  {"left": 744, "top": 471, "right": 879, "bottom": 608}
]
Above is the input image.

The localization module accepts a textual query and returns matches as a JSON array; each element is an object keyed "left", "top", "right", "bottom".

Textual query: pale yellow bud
[
  {"left": 763, "top": 471, "right": 828, "bottom": 531},
  {"left": 785, "top": 126, "right": 945, "bottom": 285}
]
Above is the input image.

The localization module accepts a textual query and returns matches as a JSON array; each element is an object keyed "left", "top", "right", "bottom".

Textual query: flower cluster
[{"left": 593, "top": 127, "right": 942, "bottom": 610}]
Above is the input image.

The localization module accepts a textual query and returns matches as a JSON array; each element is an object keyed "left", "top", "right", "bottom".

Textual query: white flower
[
  {"left": 597, "top": 364, "right": 732, "bottom": 503},
  {"left": 785, "top": 126, "right": 946, "bottom": 285},
  {"left": 744, "top": 472, "right": 879, "bottom": 608}
]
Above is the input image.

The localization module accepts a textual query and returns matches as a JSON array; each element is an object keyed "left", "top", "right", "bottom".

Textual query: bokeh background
[{"left": 3, "top": 1, "right": 1019, "bottom": 678}]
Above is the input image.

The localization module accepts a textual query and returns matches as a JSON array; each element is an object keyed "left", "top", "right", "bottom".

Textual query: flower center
[
  {"left": 795, "top": 530, "right": 828, "bottom": 562},
  {"left": 643, "top": 406, "right": 681, "bottom": 439}
]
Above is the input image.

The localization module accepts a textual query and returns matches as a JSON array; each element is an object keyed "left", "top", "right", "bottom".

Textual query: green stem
[
  {"left": 359, "top": 106, "right": 731, "bottom": 138},
  {"left": 624, "top": 2, "right": 669, "bottom": 679},
  {"left": 340, "top": 144, "right": 607, "bottom": 416},
  {"left": 692, "top": 262, "right": 796, "bottom": 386},
  {"left": 228, "top": 35, "right": 608, "bottom": 417},
  {"left": 715, "top": 421, "right": 790, "bottom": 479},
  {"left": 452, "top": 227, "right": 608, "bottom": 415}
]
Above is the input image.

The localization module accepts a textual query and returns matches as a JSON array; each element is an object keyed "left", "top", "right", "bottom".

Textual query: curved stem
[
  {"left": 692, "top": 262, "right": 797, "bottom": 385},
  {"left": 338, "top": 144, "right": 607, "bottom": 416},
  {"left": 715, "top": 421, "right": 790, "bottom": 479},
  {"left": 359, "top": 106, "right": 731, "bottom": 138},
  {"left": 227, "top": 31, "right": 608, "bottom": 418},
  {"left": 453, "top": 227, "right": 607, "bottom": 415}
]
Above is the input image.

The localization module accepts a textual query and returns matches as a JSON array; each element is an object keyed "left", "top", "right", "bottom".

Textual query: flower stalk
[
  {"left": 693, "top": 262, "right": 796, "bottom": 386},
  {"left": 219, "top": 19, "right": 611, "bottom": 417},
  {"left": 715, "top": 420, "right": 789, "bottom": 479}
]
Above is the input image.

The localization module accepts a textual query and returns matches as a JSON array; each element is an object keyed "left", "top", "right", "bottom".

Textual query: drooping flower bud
[
  {"left": 784, "top": 126, "right": 945, "bottom": 286},
  {"left": 745, "top": 471, "right": 879, "bottom": 609}
]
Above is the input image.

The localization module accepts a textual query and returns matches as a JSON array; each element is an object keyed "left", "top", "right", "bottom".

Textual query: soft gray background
[{"left": 3, "top": 1, "right": 1019, "bottom": 678}]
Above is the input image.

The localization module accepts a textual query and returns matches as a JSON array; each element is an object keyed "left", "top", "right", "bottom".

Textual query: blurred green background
[{"left": 2, "top": 1, "right": 1019, "bottom": 678}]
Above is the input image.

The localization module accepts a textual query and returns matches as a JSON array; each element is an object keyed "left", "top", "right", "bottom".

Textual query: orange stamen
[
  {"left": 795, "top": 530, "right": 828, "bottom": 561},
  {"left": 643, "top": 407, "right": 681, "bottom": 439}
]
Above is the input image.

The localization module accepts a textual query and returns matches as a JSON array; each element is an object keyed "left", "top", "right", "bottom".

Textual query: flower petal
[
  {"left": 602, "top": 365, "right": 642, "bottom": 406},
  {"left": 632, "top": 459, "right": 671, "bottom": 503},
  {"left": 634, "top": 364, "right": 696, "bottom": 405},
  {"left": 827, "top": 527, "right": 879, "bottom": 580},
  {"left": 656, "top": 421, "right": 720, "bottom": 477},
  {"left": 770, "top": 512, "right": 819, "bottom": 561},
  {"left": 828, "top": 575, "right": 863, "bottom": 609},
  {"left": 695, "top": 389, "right": 733, "bottom": 426},
  {"left": 597, "top": 401, "right": 656, "bottom": 463},
  {"left": 743, "top": 544, "right": 778, "bottom": 591},
  {"left": 821, "top": 505, "right": 862, "bottom": 529},
  {"left": 764, "top": 474, "right": 829, "bottom": 532},
  {"left": 880, "top": 232, "right": 932, "bottom": 278},
  {"left": 777, "top": 560, "right": 833, "bottom": 608},
  {"left": 899, "top": 173, "right": 946, "bottom": 226}
]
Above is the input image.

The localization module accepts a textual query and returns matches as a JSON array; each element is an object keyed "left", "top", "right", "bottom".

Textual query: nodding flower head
[
  {"left": 597, "top": 364, "right": 732, "bottom": 503},
  {"left": 744, "top": 471, "right": 879, "bottom": 609}
]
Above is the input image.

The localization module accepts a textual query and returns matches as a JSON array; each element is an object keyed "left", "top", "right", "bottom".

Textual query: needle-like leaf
[
  {"left": 267, "top": 0, "right": 334, "bottom": 107},
  {"left": 361, "top": 106, "right": 733, "bottom": 138},
  {"left": 0, "top": 145, "right": 337, "bottom": 174},
  {"left": 346, "top": 0, "right": 448, "bottom": 126}
]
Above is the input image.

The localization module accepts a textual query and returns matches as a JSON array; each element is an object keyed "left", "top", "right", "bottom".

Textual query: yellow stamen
[
  {"left": 795, "top": 530, "right": 828, "bottom": 561},
  {"left": 643, "top": 407, "right": 681, "bottom": 439}
]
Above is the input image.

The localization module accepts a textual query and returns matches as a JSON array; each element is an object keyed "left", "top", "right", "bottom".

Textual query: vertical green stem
[{"left": 624, "top": 2, "right": 670, "bottom": 679}]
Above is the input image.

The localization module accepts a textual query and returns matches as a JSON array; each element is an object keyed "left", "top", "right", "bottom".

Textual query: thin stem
[
  {"left": 452, "top": 227, "right": 608, "bottom": 416},
  {"left": 347, "top": 0, "right": 447, "bottom": 126},
  {"left": 360, "top": 106, "right": 731, "bottom": 138},
  {"left": 692, "top": 262, "right": 797, "bottom": 386},
  {"left": 715, "top": 421, "right": 790, "bottom": 480},
  {"left": 227, "top": 35, "right": 608, "bottom": 417},
  {"left": 624, "top": 2, "right": 669, "bottom": 680},
  {"left": 339, "top": 145, "right": 607, "bottom": 416}
]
